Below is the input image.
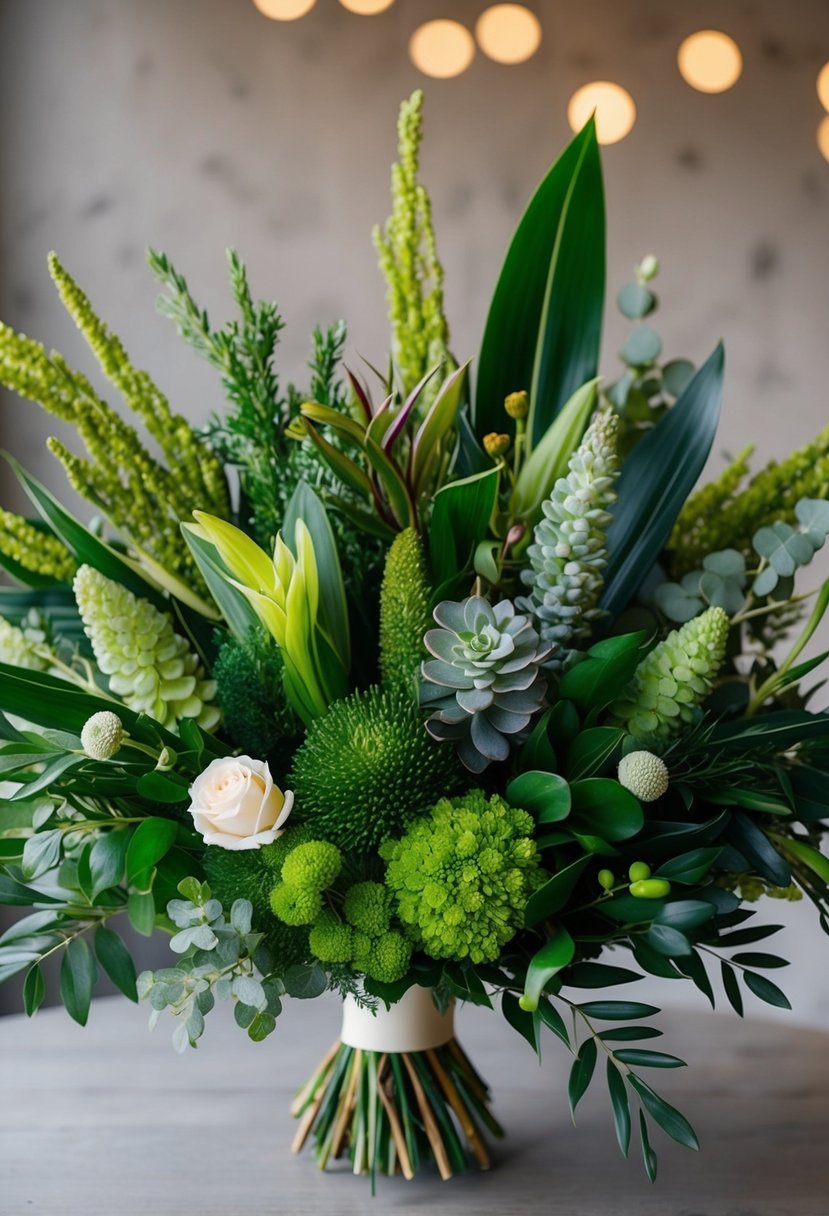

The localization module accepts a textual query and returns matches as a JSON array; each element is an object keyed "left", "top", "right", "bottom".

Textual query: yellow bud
[
  {"left": 504, "top": 390, "right": 529, "bottom": 420},
  {"left": 483, "top": 432, "right": 511, "bottom": 458}
]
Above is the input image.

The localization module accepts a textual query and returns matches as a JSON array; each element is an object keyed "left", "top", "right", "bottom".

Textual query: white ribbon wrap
[{"left": 340, "top": 985, "right": 455, "bottom": 1053}]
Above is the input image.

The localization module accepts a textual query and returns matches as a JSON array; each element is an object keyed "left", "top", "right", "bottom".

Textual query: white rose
[{"left": 187, "top": 756, "right": 293, "bottom": 851}]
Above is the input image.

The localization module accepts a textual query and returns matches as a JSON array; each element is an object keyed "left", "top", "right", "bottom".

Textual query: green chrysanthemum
[
  {"left": 379, "top": 527, "right": 431, "bottom": 691},
  {"left": 309, "top": 912, "right": 354, "bottom": 965},
  {"left": 610, "top": 606, "right": 729, "bottom": 740},
  {"left": 344, "top": 881, "right": 392, "bottom": 937},
  {"left": 519, "top": 409, "right": 620, "bottom": 668},
  {"left": 73, "top": 565, "right": 219, "bottom": 731},
  {"left": 380, "top": 789, "right": 541, "bottom": 965},
  {"left": 290, "top": 683, "right": 460, "bottom": 851}
]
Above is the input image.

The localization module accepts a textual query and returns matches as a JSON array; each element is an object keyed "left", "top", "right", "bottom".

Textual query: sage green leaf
[
  {"left": 601, "top": 343, "right": 724, "bottom": 620},
  {"left": 621, "top": 326, "right": 662, "bottom": 367},
  {"left": 60, "top": 936, "right": 98, "bottom": 1026},
  {"left": 662, "top": 358, "right": 695, "bottom": 398},
  {"left": 606, "top": 1060, "right": 631, "bottom": 1156},
  {"left": 475, "top": 119, "right": 604, "bottom": 448},
  {"left": 617, "top": 282, "right": 655, "bottom": 320},
  {"left": 646, "top": 924, "right": 692, "bottom": 957}
]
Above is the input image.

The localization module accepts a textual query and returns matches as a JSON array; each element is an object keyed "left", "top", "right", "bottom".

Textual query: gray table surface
[{"left": 1, "top": 993, "right": 827, "bottom": 1216}]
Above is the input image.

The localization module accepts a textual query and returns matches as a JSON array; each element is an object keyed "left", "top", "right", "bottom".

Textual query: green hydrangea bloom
[
  {"left": 281, "top": 841, "right": 343, "bottom": 893},
  {"left": 610, "top": 606, "right": 729, "bottom": 740},
  {"left": 309, "top": 912, "right": 354, "bottom": 965},
  {"left": 381, "top": 789, "right": 541, "bottom": 965},
  {"left": 344, "top": 881, "right": 391, "bottom": 937},
  {"left": 73, "top": 565, "right": 219, "bottom": 731}
]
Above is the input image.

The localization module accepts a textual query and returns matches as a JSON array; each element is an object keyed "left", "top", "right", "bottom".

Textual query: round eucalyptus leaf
[
  {"left": 752, "top": 565, "right": 779, "bottom": 597},
  {"left": 654, "top": 580, "right": 704, "bottom": 622},
  {"left": 662, "top": 358, "right": 695, "bottom": 398},
  {"left": 753, "top": 521, "right": 814, "bottom": 575},
  {"left": 617, "top": 282, "right": 656, "bottom": 319},
  {"left": 702, "top": 548, "right": 746, "bottom": 579},
  {"left": 795, "top": 498, "right": 829, "bottom": 549},
  {"left": 607, "top": 370, "right": 634, "bottom": 408},
  {"left": 699, "top": 570, "right": 747, "bottom": 615},
  {"left": 621, "top": 326, "right": 662, "bottom": 367}
]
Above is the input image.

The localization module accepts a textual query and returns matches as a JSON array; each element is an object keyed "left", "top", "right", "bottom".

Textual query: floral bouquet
[{"left": 1, "top": 93, "right": 829, "bottom": 1187}]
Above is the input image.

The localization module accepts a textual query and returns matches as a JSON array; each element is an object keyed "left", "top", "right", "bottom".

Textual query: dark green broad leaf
[
  {"left": 743, "top": 970, "right": 791, "bottom": 1009},
  {"left": 721, "top": 961, "right": 743, "bottom": 1017},
  {"left": 559, "top": 633, "right": 649, "bottom": 711},
  {"left": 615, "top": 1049, "right": 686, "bottom": 1069},
  {"left": 704, "top": 710, "right": 829, "bottom": 753},
  {"left": 126, "top": 818, "right": 178, "bottom": 891},
  {"left": 674, "top": 950, "right": 715, "bottom": 1009},
  {"left": 363, "top": 974, "right": 418, "bottom": 1007},
  {"left": 646, "top": 924, "right": 692, "bottom": 958},
  {"left": 567, "top": 727, "right": 626, "bottom": 781},
  {"left": 639, "top": 1111, "right": 658, "bottom": 1183},
  {"left": 11, "top": 753, "right": 85, "bottom": 801},
  {"left": 717, "top": 923, "right": 784, "bottom": 947},
  {"left": 126, "top": 890, "right": 156, "bottom": 937},
  {"left": 599, "top": 1025, "right": 663, "bottom": 1042},
  {"left": 429, "top": 466, "right": 500, "bottom": 597},
  {"left": 655, "top": 847, "right": 721, "bottom": 885},
  {"left": 475, "top": 118, "right": 604, "bottom": 448},
  {"left": 568, "top": 1038, "right": 598, "bottom": 1116},
  {"left": 565, "top": 962, "right": 643, "bottom": 988},
  {"left": 570, "top": 779, "right": 644, "bottom": 842},
  {"left": 89, "top": 830, "right": 131, "bottom": 901},
  {"left": 789, "top": 766, "right": 829, "bottom": 822},
  {"left": 0, "top": 873, "right": 62, "bottom": 906},
  {"left": 282, "top": 963, "right": 327, "bottom": 1000},
  {"left": 629, "top": 1076, "right": 699, "bottom": 1150},
  {"left": 502, "top": 990, "right": 541, "bottom": 1055},
  {"left": 601, "top": 343, "right": 724, "bottom": 620},
  {"left": 506, "top": 771, "right": 571, "bottom": 823},
  {"left": 524, "top": 855, "right": 590, "bottom": 927},
  {"left": 607, "top": 1060, "right": 631, "bottom": 1156},
  {"left": 602, "top": 893, "right": 666, "bottom": 924},
  {"left": 731, "top": 952, "right": 789, "bottom": 970},
  {"left": 135, "top": 771, "right": 191, "bottom": 804},
  {"left": 578, "top": 1001, "right": 660, "bottom": 1021},
  {"left": 23, "top": 963, "right": 46, "bottom": 1016},
  {"left": 94, "top": 926, "right": 138, "bottom": 1002},
  {"left": 654, "top": 900, "right": 715, "bottom": 931},
  {"left": 633, "top": 939, "right": 685, "bottom": 980},
  {"left": 59, "top": 936, "right": 98, "bottom": 1026},
  {"left": 247, "top": 1011, "right": 277, "bottom": 1042},
  {"left": 725, "top": 813, "right": 791, "bottom": 888},
  {"left": 517, "top": 708, "right": 558, "bottom": 774},
  {"left": 538, "top": 996, "right": 571, "bottom": 1048}
]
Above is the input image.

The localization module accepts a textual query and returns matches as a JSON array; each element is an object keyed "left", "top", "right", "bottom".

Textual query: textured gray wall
[{"left": 1, "top": 0, "right": 829, "bottom": 1026}]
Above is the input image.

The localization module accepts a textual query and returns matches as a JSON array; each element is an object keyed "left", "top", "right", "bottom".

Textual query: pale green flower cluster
[
  {"left": 519, "top": 409, "right": 621, "bottom": 668},
  {"left": 0, "top": 613, "right": 53, "bottom": 671},
  {"left": 372, "top": 90, "right": 452, "bottom": 402},
  {"left": 0, "top": 509, "right": 77, "bottom": 583},
  {"left": 73, "top": 565, "right": 219, "bottom": 731}
]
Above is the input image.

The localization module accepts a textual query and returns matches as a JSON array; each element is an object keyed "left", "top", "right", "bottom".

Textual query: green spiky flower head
[
  {"left": 74, "top": 565, "right": 219, "bottom": 731},
  {"left": 379, "top": 527, "right": 431, "bottom": 691},
  {"left": 289, "top": 682, "right": 460, "bottom": 850},
  {"left": 611, "top": 606, "right": 729, "bottom": 741}
]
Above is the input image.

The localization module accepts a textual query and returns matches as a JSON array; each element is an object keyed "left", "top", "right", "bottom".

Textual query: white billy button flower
[
  {"left": 188, "top": 755, "right": 293, "bottom": 851},
  {"left": 617, "top": 751, "right": 670, "bottom": 803},
  {"left": 81, "top": 711, "right": 125, "bottom": 760}
]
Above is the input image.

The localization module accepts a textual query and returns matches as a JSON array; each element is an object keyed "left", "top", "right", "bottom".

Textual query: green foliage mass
[
  {"left": 289, "top": 682, "right": 461, "bottom": 851},
  {"left": 212, "top": 627, "right": 299, "bottom": 770},
  {"left": 379, "top": 527, "right": 432, "bottom": 690},
  {"left": 201, "top": 847, "right": 310, "bottom": 971},
  {"left": 381, "top": 789, "right": 541, "bottom": 965}
]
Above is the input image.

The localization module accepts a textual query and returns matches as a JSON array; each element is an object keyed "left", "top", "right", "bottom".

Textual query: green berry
[
  {"left": 630, "top": 878, "right": 672, "bottom": 899},
  {"left": 628, "top": 861, "right": 652, "bottom": 883},
  {"left": 598, "top": 868, "right": 615, "bottom": 892},
  {"left": 518, "top": 993, "right": 537, "bottom": 1012}
]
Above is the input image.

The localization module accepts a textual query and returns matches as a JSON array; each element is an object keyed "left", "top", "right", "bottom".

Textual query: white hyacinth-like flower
[
  {"left": 0, "top": 612, "right": 53, "bottom": 672},
  {"left": 617, "top": 751, "right": 670, "bottom": 802},
  {"left": 73, "top": 566, "right": 220, "bottom": 732},
  {"left": 518, "top": 409, "right": 620, "bottom": 670},
  {"left": 81, "top": 711, "right": 125, "bottom": 760}
]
